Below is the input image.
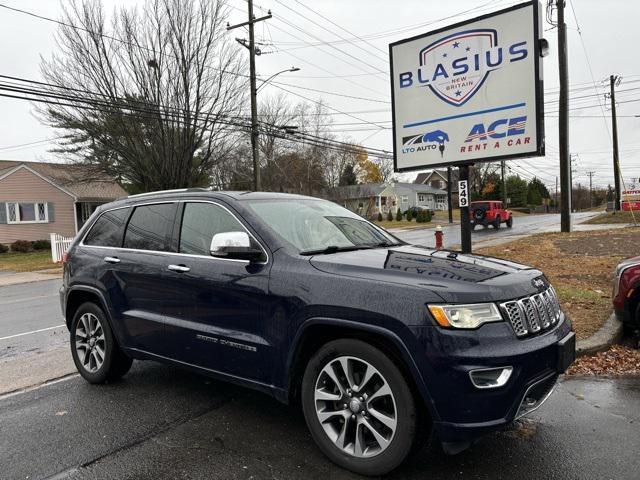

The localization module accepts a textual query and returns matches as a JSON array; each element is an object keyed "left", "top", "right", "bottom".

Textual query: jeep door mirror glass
[{"left": 209, "top": 231, "right": 264, "bottom": 262}]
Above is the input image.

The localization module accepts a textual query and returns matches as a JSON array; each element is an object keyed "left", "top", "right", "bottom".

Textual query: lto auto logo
[
  {"left": 402, "top": 129, "right": 449, "bottom": 155},
  {"left": 398, "top": 29, "right": 528, "bottom": 107}
]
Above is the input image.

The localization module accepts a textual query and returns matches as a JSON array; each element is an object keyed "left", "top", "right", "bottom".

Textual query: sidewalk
[{"left": 0, "top": 269, "right": 62, "bottom": 287}]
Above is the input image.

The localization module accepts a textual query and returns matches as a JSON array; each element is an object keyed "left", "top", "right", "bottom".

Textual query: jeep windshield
[{"left": 245, "top": 199, "right": 402, "bottom": 254}]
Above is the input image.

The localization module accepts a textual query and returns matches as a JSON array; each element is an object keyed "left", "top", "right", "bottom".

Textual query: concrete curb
[
  {"left": 0, "top": 271, "right": 61, "bottom": 287},
  {"left": 576, "top": 313, "right": 623, "bottom": 357}
]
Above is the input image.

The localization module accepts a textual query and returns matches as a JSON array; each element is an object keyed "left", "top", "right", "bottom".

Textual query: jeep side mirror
[{"left": 209, "top": 232, "right": 264, "bottom": 262}]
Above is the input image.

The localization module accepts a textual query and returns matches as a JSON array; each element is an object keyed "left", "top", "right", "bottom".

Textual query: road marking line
[
  {"left": 0, "top": 324, "right": 66, "bottom": 341},
  {"left": 0, "top": 373, "right": 79, "bottom": 401},
  {"left": 0, "top": 293, "right": 59, "bottom": 306}
]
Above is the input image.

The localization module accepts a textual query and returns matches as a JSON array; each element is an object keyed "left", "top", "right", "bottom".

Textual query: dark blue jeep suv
[{"left": 60, "top": 190, "right": 575, "bottom": 476}]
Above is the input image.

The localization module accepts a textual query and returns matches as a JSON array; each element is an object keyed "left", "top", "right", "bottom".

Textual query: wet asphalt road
[
  {"left": 0, "top": 279, "right": 66, "bottom": 360},
  {"left": 1, "top": 360, "right": 639, "bottom": 480},
  {"left": 395, "top": 212, "right": 601, "bottom": 248}
]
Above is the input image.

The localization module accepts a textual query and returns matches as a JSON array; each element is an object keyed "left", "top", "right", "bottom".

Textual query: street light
[
  {"left": 249, "top": 66, "right": 300, "bottom": 192},
  {"left": 257, "top": 67, "right": 300, "bottom": 92}
]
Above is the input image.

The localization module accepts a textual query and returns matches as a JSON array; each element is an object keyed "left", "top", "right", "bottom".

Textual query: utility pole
[
  {"left": 555, "top": 176, "right": 558, "bottom": 213},
  {"left": 500, "top": 160, "right": 507, "bottom": 205},
  {"left": 556, "top": 0, "right": 571, "bottom": 231},
  {"left": 447, "top": 167, "right": 453, "bottom": 223},
  {"left": 227, "top": 2, "right": 271, "bottom": 191},
  {"left": 610, "top": 74, "right": 622, "bottom": 212},
  {"left": 587, "top": 171, "right": 595, "bottom": 208}
]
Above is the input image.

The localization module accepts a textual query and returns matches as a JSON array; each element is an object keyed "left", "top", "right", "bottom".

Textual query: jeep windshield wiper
[
  {"left": 373, "top": 241, "right": 403, "bottom": 248},
  {"left": 300, "top": 242, "right": 402, "bottom": 256},
  {"left": 299, "top": 245, "right": 375, "bottom": 256}
]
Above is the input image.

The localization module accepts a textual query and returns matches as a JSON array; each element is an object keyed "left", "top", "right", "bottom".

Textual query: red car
[
  {"left": 613, "top": 256, "right": 640, "bottom": 335},
  {"left": 470, "top": 201, "right": 513, "bottom": 230}
]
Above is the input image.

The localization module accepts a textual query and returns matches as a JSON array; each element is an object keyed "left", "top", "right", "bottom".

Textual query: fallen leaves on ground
[{"left": 567, "top": 345, "right": 640, "bottom": 376}]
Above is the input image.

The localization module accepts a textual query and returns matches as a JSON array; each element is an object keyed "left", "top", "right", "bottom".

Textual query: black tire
[
  {"left": 506, "top": 215, "right": 513, "bottom": 228},
  {"left": 493, "top": 217, "right": 501, "bottom": 229},
  {"left": 471, "top": 223, "right": 476, "bottom": 231},
  {"left": 70, "top": 302, "right": 132, "bottom": 383},
  {"left": 301, "top": 339, "right": 419, "bottom": 476}
]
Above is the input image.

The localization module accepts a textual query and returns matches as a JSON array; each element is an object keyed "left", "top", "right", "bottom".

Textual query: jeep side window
[
  {"left": 179, "top": 202, "right": 245, "bottom": 256},
  {"left": 123, "top": 203, "right": 176, "bottom": 252},
  {"left": 84, "top": 208, "right": 130, "bottom": 247}
]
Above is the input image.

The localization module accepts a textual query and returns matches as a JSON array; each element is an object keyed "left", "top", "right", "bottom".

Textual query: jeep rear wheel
[
  {"left": 301, "top": 339, "right": 418, "bottom": 476},
  {"left": 493, "top": 216, "right": 501, "bottom": 229},
  {"left": 506, "top": 215, "right": 513, "bottom": 228},
  {"left": 70, "top": 302, "right": 132, "bottom": 383}
]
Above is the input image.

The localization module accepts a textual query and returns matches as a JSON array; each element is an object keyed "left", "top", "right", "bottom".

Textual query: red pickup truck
[{"left": 470, "top": 201, "right": 513, "bottom": 230}]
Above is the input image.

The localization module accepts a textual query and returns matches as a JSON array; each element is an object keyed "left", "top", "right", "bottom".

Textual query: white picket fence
[{"left": 50, "top": 233, "right": 74, "bottom": 263}]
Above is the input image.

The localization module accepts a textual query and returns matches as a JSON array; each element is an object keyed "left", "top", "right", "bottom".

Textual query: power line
[
  {"left": 269, "top": 80, "right": 390, "bottom": 104},
  {"left": 268, "top": 1, "right": 388, "bottom": 76},
  {"left": 0, "top": 75, "right": 393, "bottom": 160},
  {"left": 272, "top": 0, "right": 388, "bottom": 65},
  {"left": 293, "top": 0, "right": 387, "bottom": 57},
  {"left": 0, "top": 3, "right": 250, "bottom": 80}
]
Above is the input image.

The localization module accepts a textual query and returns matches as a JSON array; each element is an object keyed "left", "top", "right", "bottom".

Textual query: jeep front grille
[{"left": 500, "top": 288, "right": 562, "bottom": 338}]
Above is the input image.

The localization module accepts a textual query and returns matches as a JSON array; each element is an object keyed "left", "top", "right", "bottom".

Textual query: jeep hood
[{"left": 309, "top": 245, "right": 547, "bottom": 303}]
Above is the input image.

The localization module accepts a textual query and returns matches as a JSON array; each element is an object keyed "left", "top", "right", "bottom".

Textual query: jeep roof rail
[{"left": 127, "top": 187, "right": 211, "bottom": 199}]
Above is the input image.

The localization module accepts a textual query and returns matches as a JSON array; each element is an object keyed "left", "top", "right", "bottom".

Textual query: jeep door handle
[
  {"left": 104, "top": 256, "right": 121, "bottom": 264},
  {"left": 167, "top": 264, "right": 190, "bottom": 273}
]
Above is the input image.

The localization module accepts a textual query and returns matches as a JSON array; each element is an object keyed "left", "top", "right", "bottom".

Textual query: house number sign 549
[{"left": 458, "top": 180, "right": 469, "bottom": 208}]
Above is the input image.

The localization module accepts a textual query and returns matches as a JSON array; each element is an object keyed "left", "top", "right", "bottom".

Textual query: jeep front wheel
[{"left": 301, "top": 339, "right": 418, "bottom": 476}]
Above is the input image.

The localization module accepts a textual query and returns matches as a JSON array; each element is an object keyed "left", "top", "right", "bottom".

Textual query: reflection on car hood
[{"left": 309, "top": 245, "right": 547, "bottom": 303}]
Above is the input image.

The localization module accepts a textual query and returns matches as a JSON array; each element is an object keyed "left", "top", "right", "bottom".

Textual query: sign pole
[
  {"left": 447, "top": 167, "right": 453, "bottom": 223},
  {"left": 458, "top": 165, "right": 471, "bottom": 253}
]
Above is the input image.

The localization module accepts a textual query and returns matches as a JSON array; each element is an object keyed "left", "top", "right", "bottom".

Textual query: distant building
[
  {"left": 0, "top": 161, "right": 127, "bottom": 243},
  {"left": 414, "top": 169, "right": 458, "bottom": 192},
  {"left": 324, "top": 182, "right": 447, "bottom": 218}
]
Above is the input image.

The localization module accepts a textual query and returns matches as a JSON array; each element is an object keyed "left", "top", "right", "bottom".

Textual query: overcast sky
[{"left": 0, "top": 0, "right": 638, "bottom": 191}]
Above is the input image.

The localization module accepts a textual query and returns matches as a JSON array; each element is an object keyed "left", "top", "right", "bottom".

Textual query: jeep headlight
[{"left": 428, "top": 303, "right": 503, "bottom": 329}]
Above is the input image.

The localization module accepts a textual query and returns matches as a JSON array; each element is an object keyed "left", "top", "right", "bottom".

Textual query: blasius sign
[{"left": 390, "top": 1, "right": 544, "bottom": 172}]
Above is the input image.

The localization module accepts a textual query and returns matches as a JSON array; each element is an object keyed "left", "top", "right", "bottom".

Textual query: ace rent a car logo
[{"left": 398, "top": 29, "right": 528, "bottom": 107}]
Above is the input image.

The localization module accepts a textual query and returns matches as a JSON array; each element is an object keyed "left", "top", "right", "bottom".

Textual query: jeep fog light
[
  {"left": 428, "top": 303, "right": 503, "bottom": 329},
  {"left": 469, "top": 367, "right": 513, "bottom": 389}
]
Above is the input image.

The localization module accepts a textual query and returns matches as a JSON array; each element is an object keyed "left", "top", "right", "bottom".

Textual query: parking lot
[{"left": 0, "top": 361, "right": 637, "bottom": 479}]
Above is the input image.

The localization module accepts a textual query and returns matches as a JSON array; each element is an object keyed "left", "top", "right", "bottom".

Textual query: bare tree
[
  {"left": 374, "top": 156, "right": 395, "bottom": 183},
  {"left": 39, "top": 0, "right": 247, "bottom": 193}
]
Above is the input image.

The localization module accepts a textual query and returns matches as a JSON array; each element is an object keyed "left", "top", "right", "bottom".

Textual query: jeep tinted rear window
[
  {"left": 123, "top": 203, "right": 176, "bottom": 252},
  {"left": 84, "top": 208, "right": 130, "bottom": 247}
]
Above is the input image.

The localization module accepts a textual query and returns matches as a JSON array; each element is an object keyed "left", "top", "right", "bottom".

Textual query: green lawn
[
  {"left": 0, "top": 251, "right": 57, "bottom": 272},
  {"left": 583, "top": 211, "right": 639, "bottom": 225},
  {"left": 375, "top": 210, "right": 460, "bottom": 230}
]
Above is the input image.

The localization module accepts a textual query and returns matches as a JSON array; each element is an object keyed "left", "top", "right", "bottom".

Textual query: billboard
[
  {"left": 389, "top": 2, "right": 544, "bottom": 172},
  {"left": 622, "top": 189, "right": 640, "bottom": 211}
]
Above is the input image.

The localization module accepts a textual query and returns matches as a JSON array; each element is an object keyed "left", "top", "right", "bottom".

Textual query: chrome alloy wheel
[
  {"left": 314, "top": 356, "right": 397, "bottom": 458},
  {"left": 74, "top": 313, "right": 106, "bottom": 373}
]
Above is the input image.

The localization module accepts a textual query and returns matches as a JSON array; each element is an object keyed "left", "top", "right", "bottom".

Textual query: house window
[
  {"left": 401, "top": 196, "right": 409, "bottom": 204},
  {"left": 6, "top": 202, "right": 48, "bottom": 224},
  {"left": 418, "top": 194, "right": 425, "bottom": 202}
]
